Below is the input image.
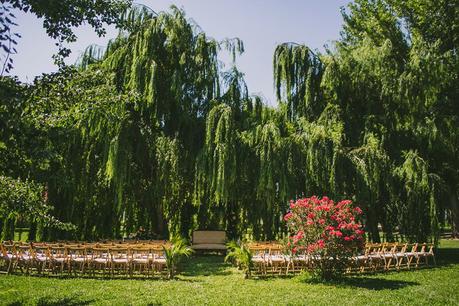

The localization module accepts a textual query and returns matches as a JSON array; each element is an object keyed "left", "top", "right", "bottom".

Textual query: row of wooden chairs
[
  {"left": 0, "top": 241, "right": 171, "bottom": 277},
  {"left": 248, "top": 243, "right": 295, "bottom": 275},
  {"left": 351, "top": 242, "right": 436, "bottom": 273},
  {"left": 245, "top": 242, "right": 436, "bottom": 276}
]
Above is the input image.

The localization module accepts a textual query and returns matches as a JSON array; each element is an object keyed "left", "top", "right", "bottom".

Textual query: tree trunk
[
  {"left": 451, "top": 194, "right": 459, "bottom": 238},
  {"left": 28, "top": 221, "right": 37, "bottom": 241},
  {"left": 365, "top": 207, "right": 380, "bottom": 242},
  {"left": 1, "top": 216, "right": 15, "bottom": 241}
]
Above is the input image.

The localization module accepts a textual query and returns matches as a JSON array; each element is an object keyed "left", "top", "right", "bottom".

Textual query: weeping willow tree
[
  {"left": 35, "top": 6, "right": 256, "bottom": 240},
  {"left": 267, "top": 0, "right": 457, "bottom": 242},
  {"left": 17, "top": 6, "right": 226, "bottom": 240}
]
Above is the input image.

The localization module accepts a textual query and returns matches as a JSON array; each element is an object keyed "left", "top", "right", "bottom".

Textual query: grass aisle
[{"left": 1, "top": 240, "right": 458, "bottom": 306}]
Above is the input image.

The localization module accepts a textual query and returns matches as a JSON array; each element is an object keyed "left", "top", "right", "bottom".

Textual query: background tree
[{"left": 0, "top": 0, "right": 131, "bottom": 69}]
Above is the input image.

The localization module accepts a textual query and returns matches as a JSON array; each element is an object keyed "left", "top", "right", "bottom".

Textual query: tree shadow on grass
[
  {"left": 247, "top": 272, "right": 419, "bottom": 291},
  {"left": 436, "top": 247, "right": 459, "bottom": 267},
  {"left": 7, "top": 296, "right": 95, "bottom": 306},
  {"left": 331, "top": 276, "right": 420, "bottom": 291},
  {"left": 291, "top": 272, "right": 420, "bottom": 291},
  {"left": 180, "top": 255, "right": 232, "bottom": 277},
  {"left": 6, "top": 271, "right": 201, "bottom": 283}
]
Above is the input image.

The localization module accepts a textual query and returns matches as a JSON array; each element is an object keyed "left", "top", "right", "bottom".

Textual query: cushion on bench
[
  {"left": 192, "top": 231, "right": 226, "bottom": 244},
  {"left": 191, "top": 243, "right": 227, "bottom": 250}
]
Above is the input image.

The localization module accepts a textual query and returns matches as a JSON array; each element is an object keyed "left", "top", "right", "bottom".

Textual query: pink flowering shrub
[{"left": 284, "top": 196, "right": 365, "bottom": 279}]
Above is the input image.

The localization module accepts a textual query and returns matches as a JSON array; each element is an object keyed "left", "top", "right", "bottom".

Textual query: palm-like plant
[
  {"left": 162, "top": 237, "right": 194, "bottom": 279},
  {"left": 225, "top": 241, "right": 253, "bottom": 278}
]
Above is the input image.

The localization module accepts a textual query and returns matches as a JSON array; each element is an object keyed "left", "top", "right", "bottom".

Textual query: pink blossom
[
  {"left": 317, "top": 239, "right": 325, "bottom": 248},
  {"left": 338, "top": 200, "right": 352, "bottom": 206}
]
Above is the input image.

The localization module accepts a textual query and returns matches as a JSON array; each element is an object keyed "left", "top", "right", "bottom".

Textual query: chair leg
[
  {"left": 399, "top": 256, "right": 404, "bottom": 270},
  {"left": 6, "top": 260, "right": 12, "bottom": 274}
]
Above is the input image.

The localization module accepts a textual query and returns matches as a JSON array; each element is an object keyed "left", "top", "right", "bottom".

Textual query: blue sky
[{"left": 9, "top": 0, "right": 350, "bottom": 105}]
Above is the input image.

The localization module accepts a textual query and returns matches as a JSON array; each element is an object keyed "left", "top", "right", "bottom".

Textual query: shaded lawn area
[{"left": 1, "top": 240, "right": 458, "bottom": 306}]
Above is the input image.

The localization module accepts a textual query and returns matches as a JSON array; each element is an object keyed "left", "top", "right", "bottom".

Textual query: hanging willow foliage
[
  {"left": 348, "top": 133, "right": 392, "bottom": 241},
  {"left": 394, "top": 151, "right": 437, "bottom": 242},
  {"left": 274, "top": 43, "right": 324, "bottom": 121},
  {"left": 204, "top": 104, "right": 237, "bottom": 206},
  {"left": 291, "top": 105, "right": 343, "bottom": 197}
]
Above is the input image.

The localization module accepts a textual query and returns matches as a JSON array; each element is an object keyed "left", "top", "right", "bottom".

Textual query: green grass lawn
[{"left": 1, "top": 240, "right": 458, "bottom": 306}]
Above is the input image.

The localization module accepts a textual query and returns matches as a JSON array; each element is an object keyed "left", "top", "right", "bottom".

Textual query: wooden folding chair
[
  {"left": 381, "top": 243, "right": 398, "bottom": 271},
  {"left": 400, "top": 243, "right": 416, "bottom": 269},
  {"left": 290, "top": 248, "right": 308, "bottom": 274},
  {"left": 33, "top": 245, "right": 51, "bottom": 274},
  {"left": 130, "top": 247, "right": 153, "bottom": 277},
  {"left": 110, "top": 247, "right": 130, "bottom": 277},
  {"left": 90, "top": 247, "right": 111, "bottom": 277},
  {"left": 367, "top": 243, "right": 384, "bottom": 272},
  {"left": 67, "top": 246, "right": 88, "bottom": 275},
  {"left": 416, "top": 244, "right": 436, "bottom": 267},
  {"left": 152, "top": 247, "right": 167, "bottom": 275},
  {"left": 1, "top": 243, "right": 18, "bottom": 274},
  {"left": 354, "top": 245, "right": 370, "bottom": 273},
  {"left": 391, "top": 243, "right": 404, "bottom": 270},
  {"left": 250, "top": 246, "right": 268, "bottom": 276},
  {"left": 17, "top": 245, "right": 33, "bottom": 275},
  {"left": 268, "top": 246, "right": 287, "bottom": 275},
  {"left": 48, "top": 246, "right": 68, "bottom": 274}
]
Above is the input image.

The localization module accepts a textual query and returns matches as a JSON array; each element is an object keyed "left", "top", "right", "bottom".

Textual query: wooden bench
[{"left": 191, "top": 231, "right": 226, "bottom": 253}]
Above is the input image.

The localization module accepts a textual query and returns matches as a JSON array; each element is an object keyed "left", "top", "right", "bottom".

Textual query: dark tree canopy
[{"left": 0, "top": 1, "right": 457, "bottom": 242}]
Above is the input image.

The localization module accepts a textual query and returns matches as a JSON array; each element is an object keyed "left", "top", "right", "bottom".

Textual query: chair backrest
[
  {"left": 49, "top": 246, "right": 67, "bottom": 259},
  {"left": 130, "top": 247, "right": 152, "bottom": 260},
  {"left": 91, "top": 247, "right": 110, "bottom": 261},
  {"left": 269, "top": 246, "right": 284, "bottom": 255},
  {"left": 369, "top": 243, "right": 382, "bottom": 254},
  {"left": 151, "top": 247, "right": 165, "bottom": 259},
  {"left": 110, "top": 248, "right": 129, "bottom": 259},
  {"left": 34, "top": 246, "right": 50, "bottom": 259},
  {"left": 192, "top": 231, "right": 226, "bottom": 244},
  {"left": 417, "top": 243, "right": 428, "bottom": 253},
  {"left": 394, "top": 243, "right": 406, "bottom": 253},
  {"left": 17, "top": 245, "right": 31, "bottom": 258},
  {"left": 67, "top": 246, "right": 86, "bottom": 258},
  {"left": 249, "top": 246, "right": 269, "bottom": 256},
  {"left": 382, "top": 243, "right": 397, "bottom": 253}
]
